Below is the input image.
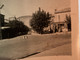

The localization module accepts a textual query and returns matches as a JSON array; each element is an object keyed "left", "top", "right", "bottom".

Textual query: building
[
  {"left": 0, "top": 14, "right": 5, "bottom": 39},
  {"left": 18, "top": 16, "right": 32, "bottom": 28},
  {"left": 50, "top": 8, "right": 71, "bottom": 32},
  {"left": 0, "top": 14, "right": 4, "bottom": 26}
]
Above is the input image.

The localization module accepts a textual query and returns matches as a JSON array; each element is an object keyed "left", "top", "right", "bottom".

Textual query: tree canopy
[
  {"left": 8, "top": 17, "right": 29, "bottom": 35},
  {"left": 30, "top": 7, "right": 51, "bottom": 34}
]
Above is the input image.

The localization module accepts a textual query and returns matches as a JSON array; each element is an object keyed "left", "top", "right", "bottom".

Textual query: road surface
[{"left": 0, "top": 32, "right": 71, "bottom": 60}]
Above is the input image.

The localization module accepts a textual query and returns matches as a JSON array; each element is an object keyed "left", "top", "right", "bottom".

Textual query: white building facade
[{"left": 45, "top": 8, "right": 71, "bottom": 33}]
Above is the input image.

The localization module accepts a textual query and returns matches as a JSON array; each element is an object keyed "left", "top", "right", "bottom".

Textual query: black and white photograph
[{"left": 0, "top": 0, "right": 72, "bottom": 60}]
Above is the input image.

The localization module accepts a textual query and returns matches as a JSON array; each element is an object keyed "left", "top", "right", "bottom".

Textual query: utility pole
[{"left": 0, "top": 4, "right": 4, "bottom": 14}]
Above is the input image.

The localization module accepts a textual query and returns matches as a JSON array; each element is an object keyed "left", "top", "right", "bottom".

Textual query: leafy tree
[
  {"left": 65, "top": 15, "right": 71, "bottom": 31},
  {"left": 8, "top": 17, "right": 29, "bottom": 36},
  {"left": 30, "top": 7, "right": 51, "bottom": 34}
]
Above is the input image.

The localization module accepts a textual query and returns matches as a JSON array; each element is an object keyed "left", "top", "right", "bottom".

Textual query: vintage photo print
[{"left": 0, "top": 0, "right": 78, "bottom": 60}]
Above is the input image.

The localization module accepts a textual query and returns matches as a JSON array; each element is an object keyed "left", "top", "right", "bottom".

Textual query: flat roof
[{"left": 55, "top": 8, "right": 71, "bottom": 14}]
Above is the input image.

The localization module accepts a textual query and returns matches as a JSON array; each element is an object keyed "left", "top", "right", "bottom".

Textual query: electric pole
[{"left": 0, "top": 4, "right": 4, "bottom": 14}]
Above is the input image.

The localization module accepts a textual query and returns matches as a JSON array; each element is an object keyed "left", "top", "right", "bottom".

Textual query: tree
[
  {"left": 30, "top": 7, "right": 51, "bottom": 34},
  {"left": 8, "top": 17, "right": 29, "bottom": 36},
  {"left": 65, "top": 15, "right": 71, "bottom": 31}
]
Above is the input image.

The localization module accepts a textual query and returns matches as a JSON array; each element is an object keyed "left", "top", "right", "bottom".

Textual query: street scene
[{"left": 0, "top": 0, "right": 71, "bottom": 60}]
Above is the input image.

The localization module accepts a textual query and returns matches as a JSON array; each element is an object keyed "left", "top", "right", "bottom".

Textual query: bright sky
[{"left": 0, "top": 0, "right": 71, "bottom": 19}]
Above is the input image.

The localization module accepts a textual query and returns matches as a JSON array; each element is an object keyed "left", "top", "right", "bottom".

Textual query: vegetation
[
  {"left": 2, "top": 17, "right": 29, "bottom": 39},
  {"left": 65, "top": 15, "right": 71, "bottom": 31},
  {"left": 30, "top": 7, "right": 51, "bottom": 34},
  {"left": 9, "top": 17, "right": 29, "bottom": 35}
]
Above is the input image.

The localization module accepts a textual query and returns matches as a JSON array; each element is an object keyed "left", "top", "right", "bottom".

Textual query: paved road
[
  {"left": 30, "top": 43, "right": 71, "bottom": 57},
  {"left": 0, "top": 32, "right": 71, "bottom": 60},
  {"left": 20, "top": 43, "right": 71, "bottom": 60}
]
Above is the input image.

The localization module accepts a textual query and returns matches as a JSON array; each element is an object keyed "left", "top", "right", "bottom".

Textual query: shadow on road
[{"left": 19, "top": 52, "right": 40, "bottom": 59}]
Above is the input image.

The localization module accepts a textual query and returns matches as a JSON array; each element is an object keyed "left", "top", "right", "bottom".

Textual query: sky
[{"left": 0, "top": 0, "right": 71, "bottom": 19}]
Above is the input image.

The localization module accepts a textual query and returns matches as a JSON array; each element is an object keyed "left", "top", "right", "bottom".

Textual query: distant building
[
  {"left": 18, "top": 16, "right": 32, "bottom": 28},
  {"left": 50, "top": 8, "right": 71, "bottom": 32}
]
